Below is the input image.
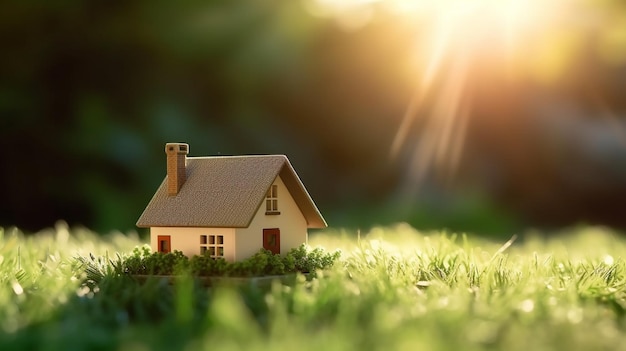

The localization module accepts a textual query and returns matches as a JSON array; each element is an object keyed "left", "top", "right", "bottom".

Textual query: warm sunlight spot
[
  {"left": 527, "top": 31, "right": 582, "bottom": 84},
  {"left": 305, "top": 0, "right": 608, "bottom": 89},
  {"left": 599, "top": 22, "right": 626, "bottom": 65},
  {"left": 365, "top": 0, "right": 568, "bottom": 188},
  {"left": 308, "top": 0, "right": 562, "bottom": 54},
  {"left": 305, "top": 0, "right": 626, "bottom": 194}
]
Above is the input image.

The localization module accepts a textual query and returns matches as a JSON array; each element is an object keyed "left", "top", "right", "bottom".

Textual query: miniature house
[{"left": 136, "top": 143, "right": 327, "bottom": 261}]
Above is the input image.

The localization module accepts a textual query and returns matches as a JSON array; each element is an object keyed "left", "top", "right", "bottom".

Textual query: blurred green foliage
[
  {"left": 1, "top": 1, "right": 625, "bottom": 234},
  {"left": 0, "top": 0, "right": 415, "bottom": 233}
]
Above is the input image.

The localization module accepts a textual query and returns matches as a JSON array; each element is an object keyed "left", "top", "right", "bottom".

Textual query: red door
[
  {"left": 263, "top": 229, "right": 280, "bottom": 254},
  {"left": 157, "top": 235, "right": 171, "bottom": 253}
]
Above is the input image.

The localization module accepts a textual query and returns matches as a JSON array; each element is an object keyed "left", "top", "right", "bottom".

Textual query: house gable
[
  {"left": 234, "top": 175, "right": 308, "bottom": 260},
  {"left": 277, "top": 162, "right": 326, "bottom": 228}
]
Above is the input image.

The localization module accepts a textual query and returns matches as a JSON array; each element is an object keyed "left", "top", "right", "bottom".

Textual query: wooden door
[
  {"left": 157, "top": 235, "right": 171, "bottom": 253},
  {"left": 263, "top": 228, "right": 280, "bottom": 255}
]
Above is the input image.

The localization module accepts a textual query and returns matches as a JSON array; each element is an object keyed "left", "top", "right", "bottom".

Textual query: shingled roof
[{"left": 136, "top": 155, "right": 327, "bottom": 228}]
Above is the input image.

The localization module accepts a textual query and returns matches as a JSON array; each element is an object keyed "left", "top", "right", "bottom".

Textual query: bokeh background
[{"left": 2, "top": 0, "right": 626, "bottom": 236}]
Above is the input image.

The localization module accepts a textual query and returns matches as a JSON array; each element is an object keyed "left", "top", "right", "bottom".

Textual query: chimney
[{"left": 165, "top": 143, "right": 189, "bottom": 196}]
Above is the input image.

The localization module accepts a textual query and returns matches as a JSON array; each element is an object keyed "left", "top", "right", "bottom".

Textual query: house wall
[
  {"left": 150, "top": 227, "right": 236, "bottom": 261},
  {"left": 235, "top": 175, "right": 308, "bottom": 260}
]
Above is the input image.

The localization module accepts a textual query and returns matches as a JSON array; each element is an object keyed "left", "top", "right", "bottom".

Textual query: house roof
[{"left": 136, "top": 155, "right": 327, "bottom": 229}]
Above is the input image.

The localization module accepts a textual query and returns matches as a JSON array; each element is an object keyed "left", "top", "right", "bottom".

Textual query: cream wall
[
  {"left": 150, "top": 227, "right": 236, "bottom": 261},
  {"left": 235, "top": 175, "right": 308, "bottom": 260}
]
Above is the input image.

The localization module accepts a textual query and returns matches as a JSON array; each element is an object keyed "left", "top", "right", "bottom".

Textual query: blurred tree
[{"left": 1, "top": 0, "right": 625, "bottom": 234}]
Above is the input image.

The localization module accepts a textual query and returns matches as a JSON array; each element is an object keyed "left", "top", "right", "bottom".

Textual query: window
[
  {"left": 200, "top": 234, "right": 224, "bottom": 258},
  {"left": 265, "top": 184, "right": 280, "bottom": 214}
]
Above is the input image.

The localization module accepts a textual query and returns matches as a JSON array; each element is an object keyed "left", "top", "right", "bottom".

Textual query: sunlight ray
[
  {"left": 312, "top": 0, "right": 625, "bottom": 195},
  {"left": 391, "top": 19, "right": 453, "bottom": 159},
  {"left": 433, "top": 55, "right": 468, "bottom": 171}
]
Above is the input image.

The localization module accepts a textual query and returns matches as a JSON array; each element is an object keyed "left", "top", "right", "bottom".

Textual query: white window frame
[{"left": 265, "top": 184, "right": 280, "bottom": 214}]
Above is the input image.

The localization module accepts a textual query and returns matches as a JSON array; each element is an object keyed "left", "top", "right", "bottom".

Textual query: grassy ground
[{"left": 1, "top": 222, "right": 626, "bottom": 350}]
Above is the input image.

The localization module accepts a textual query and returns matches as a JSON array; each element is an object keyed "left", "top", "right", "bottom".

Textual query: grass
[{"left": 1, "top": 222, "right": 626, "bottom": 350}]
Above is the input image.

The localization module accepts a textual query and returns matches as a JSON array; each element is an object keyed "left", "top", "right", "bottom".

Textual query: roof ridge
[{"left": 189, "top": 154, "right": 287, "bottom": 160}]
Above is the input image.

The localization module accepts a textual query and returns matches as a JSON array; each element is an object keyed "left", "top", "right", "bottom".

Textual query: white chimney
[{"left": 165, "top": 143, "right": 189, "bottom": 196}]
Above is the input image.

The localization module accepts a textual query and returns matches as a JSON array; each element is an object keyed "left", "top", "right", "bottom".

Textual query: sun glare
[
  {"left": 306, "top": 0, "right": 626, "bottom": 194},
  {"left": 379, "top": 0, "right": 568, "bottom": 190}
]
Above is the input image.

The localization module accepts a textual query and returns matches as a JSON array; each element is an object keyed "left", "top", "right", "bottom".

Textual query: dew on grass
[
  {"left": 519, "top": 299, "right": 534, "bottom": 313},
  {"left": 567, "top": 308, "right": 583, "bottom": 324},
  {"left": 603, "top": 255, "right": 614, "bottom": 265},
  {"left": 58, "top": 294, "right": 67, "bottom": 304},
  {"left": 438, "top": 297, "right": 449, "bottom": 308},
  {"left": 12, "top": 281, "right": 23, "bottom": 295},
  {"left": 76, "top": 286, "right": 90, "bottom": 297}
]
